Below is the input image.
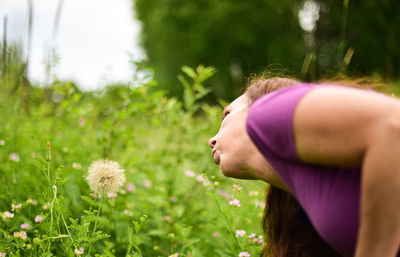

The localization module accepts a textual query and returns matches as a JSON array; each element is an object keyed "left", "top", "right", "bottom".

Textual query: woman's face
[{"left": 208, "top": 94, "right": 264, "bottom": 179}]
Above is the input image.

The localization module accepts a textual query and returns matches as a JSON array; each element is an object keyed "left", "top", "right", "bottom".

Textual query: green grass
[{"left": 0, "top": 66, "right": 266, "bottom": 257}]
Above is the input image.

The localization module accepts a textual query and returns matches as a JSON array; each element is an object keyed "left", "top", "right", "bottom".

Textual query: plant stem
[
  {"left": 211, "top": 191, "right": 241, "bottom": 250},
  {"left": 88, "top": 196, "right": 103, "bottom": 255}
]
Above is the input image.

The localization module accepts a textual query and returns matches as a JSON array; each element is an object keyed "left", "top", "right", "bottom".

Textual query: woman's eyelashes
[{"left": 222, "top": 111, "right": 230, "bottom": 121}]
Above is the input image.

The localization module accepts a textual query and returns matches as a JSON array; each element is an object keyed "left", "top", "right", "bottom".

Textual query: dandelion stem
[
  {"left": 211, "top": 191, "right": 241, "bottom": 250},
  {"left": 88, "top": 196, "right": 103, "bottom": 255}
]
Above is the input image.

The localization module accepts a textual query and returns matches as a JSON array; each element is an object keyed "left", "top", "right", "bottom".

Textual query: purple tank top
[{"left": 245, "top": 83, "right": 394, "bottom": 257}]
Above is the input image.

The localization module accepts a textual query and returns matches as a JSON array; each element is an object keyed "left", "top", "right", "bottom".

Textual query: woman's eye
[{"left": 222, "top": 111, "right": 230, "bottom": 121}]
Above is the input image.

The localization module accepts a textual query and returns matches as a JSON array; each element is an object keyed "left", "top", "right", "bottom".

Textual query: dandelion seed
[
  {"left": 9, "top": 153, "right": 19, "bottom": 162},
  {"left": 235, "top": 230, "right": 246, "bottom": 237},
  {"left": 21, "top": 223, "right": 30, "bottom": 229},
  {"left": 229, "top": 199, "right": 241, "bottom": 207},
  {"left": 233, "top": 184, "right": 243, "bottom": 192},
  {"left": 13, "top": 231, "right": 27, "bottom": 240},
  {"left": 1, "top": 211, "right": 14, "bottom": 219},
  {"left": 72, "top": 163, "right": 82, "bottom": 169},
  {"left": 0, "top": 139, "right": 5, "bottom": 146},
  {"left": 143, "top": 180, "right": 152, "bottom": 188},
  {"left": 35, "top": 215, "right": 44, "bottom": 223},
  {"left": 74, "top": 247, "right": 84, "bottom": 255},
  {"left": 126, "top": 183, "right": 136, "bottom": 193},
  {"left": 86, "top": 159, "right": 125, "bottom": 193},
  {"left": 238, "top": 252, "right": 250, "bottom": 257},
  {"left": 11, "top": 203, "right": 22, "bottom": 211},
  {"left": 184, "top": 170, "right": 195, "bottom": 177}
]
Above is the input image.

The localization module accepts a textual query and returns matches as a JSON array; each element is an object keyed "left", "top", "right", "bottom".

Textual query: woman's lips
[{"left": 212, "top": 149, "right": 219, "bottom": 165}]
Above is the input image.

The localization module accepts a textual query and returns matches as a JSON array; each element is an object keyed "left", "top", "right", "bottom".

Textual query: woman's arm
[{"left": 292, "top": 87, "right": 400, "bottom": 257}]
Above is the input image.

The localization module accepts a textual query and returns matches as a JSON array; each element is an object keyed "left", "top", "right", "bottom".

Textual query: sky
[{"left": 0, "top": 0, "right": 145, "bottom": 90}]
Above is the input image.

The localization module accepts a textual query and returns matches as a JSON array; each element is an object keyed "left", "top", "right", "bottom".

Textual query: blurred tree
[
  {"left": 313, "top": 0, "right": 400, "bottom": 79},
  {"left": 134, "top": 0, "right": 400, "bottom": 100},
  {"left": 134, "top": 0, "right": 304, "bottom": 100}
]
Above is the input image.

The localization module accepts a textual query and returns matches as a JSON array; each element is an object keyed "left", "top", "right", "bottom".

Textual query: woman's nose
[{"left": 208, "top": 136, "right": 217, "bottom": 148}]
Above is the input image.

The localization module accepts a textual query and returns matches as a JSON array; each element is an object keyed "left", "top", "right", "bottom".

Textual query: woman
[{"left": 208, "top": 78, "right": 400, "bottom": 257}]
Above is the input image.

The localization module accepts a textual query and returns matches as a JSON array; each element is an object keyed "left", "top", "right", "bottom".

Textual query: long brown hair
[{"left": 245, "top": 77, "right": 341, "bottom": 257}]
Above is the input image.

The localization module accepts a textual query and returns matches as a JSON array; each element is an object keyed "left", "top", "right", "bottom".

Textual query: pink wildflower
[
  {"left": 72, "top": 163, "right": 82, "bottom": 169},
  {"left": 248, "top": 233, "right": 256, "bottom": 239},
  {"left": 35, "top": 215, "right": 44, "bottom": 223},
  {"left": 229, "top": 199, "right": 241, "bottom": 207},
  {"left": 239, "top": 252, "right": 250, "bottom": 257},
  {"left": 79, "top": 117, "right": 86, "bottom": 127},
  {"left": 21, "top": 223, "right": 30, "bottom": 229},
  {"left": 13, "top": 231, "right": 27, "bottom": 240},
  {"left": 170, "top": 196, "right": 178, "bottom": 202},
  {"left": 143, "top": 180, "right": 152, "bottom": 188},
  {"left": 11, "top": 203, "right": 21, "bottom": 212},
  {"left": 235, "top": 230, "right": 246, "bottom": 237},
  {"left": 212, "top": 231, "right": 220, "bottom": 238},
  {"left": 184, "top": 170, "right": 195, "bottom": 177},
  {"left": 74, "top": 247, "right": 84, "bottom": 255},
  {"left": 1, "top": 211, "right": 14, "bottom": 219},
  {"left": 233, "top": 184, "right": 243, "bottom": 192},
  {"left": 168, "top": 253, "right": 178, "bottom": 257},
  {"left": 26, "top": 199, "right": 38, "bottom": 205},
  {"left": 0, "top": 139, "right": 5, "bottom": 146},
  {"left": 107, "top": 192, "right": 117, "bottom": 199},
  {"left": 0, "top": 252, "right": 6, "bottom": 257},
  {"left": 126, "top": 183, "right": 136, "bottom": 193},
  {"left": 9, "top": 153, "right": 19, "bottom": 162}
]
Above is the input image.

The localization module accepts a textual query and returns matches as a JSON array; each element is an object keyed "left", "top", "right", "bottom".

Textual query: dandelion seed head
[{"left": 86, "top": 159, "right": 125, "bottom": 193}]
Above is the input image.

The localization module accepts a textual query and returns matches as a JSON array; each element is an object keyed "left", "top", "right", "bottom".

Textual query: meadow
[{"left": 0, "top": 65, "right": 267, "bottom": 257}]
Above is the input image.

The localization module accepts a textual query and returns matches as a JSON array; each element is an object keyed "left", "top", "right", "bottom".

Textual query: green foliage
[
  {"left": 134, "top": 0, "right": 400, "bottom": 100},
  {"left": 0, "top": 62, "right": 267, "bottom": 256}
]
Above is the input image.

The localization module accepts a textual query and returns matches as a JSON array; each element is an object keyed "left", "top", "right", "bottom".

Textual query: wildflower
[
  {"left": 72, "top": 163, "right": 82, "bottom": 169},
  {"left": 212, "top": 231, "right": 220, "bottom": 238},
  {"left": 248, "top": 233, "right": 256, "bottom": 239},
  {"left": 1, "top": 211, "right": 14, "bottom": 219},
  {"left": 184, "top": 170, "right": 195, "bottom": 177},
  {"left": 235, "top": 230, "right": 246, "bottom": 237},
  {"left": 254, "top": 200, "right": 265, "bottom": 209},
  {"left": 257, "top": 235, "right": 264, "bottom": 244},
  {"left": 0, "top": 252, "right": 5, "bottom": 257},
  {"left": 26, "top": 199, "right": 38, "bottom": 205},
  {"left": 86, "top": 159, "right": 125, "bottom": 193},
  {"left": 233, "top": 184, "right": 243, "bottom": 192},
  {"left": 239, "top": 252, "right": 250, "bottom": 257},
  {"left": 74, "top": 247, "right": 84, "bottom": 255},
  {"left": 168, "top": 253, "right": 178, "bottom": 257},
  {"left": 126, "top": 183, "right": 136, "bottom": 193},
  {"left": 79, "top": 117, "right": 86, "bottom": 127},
  {"left": 229, "top": 199, "right": 241, "bottom": 207},
  {"left": 143, "top": 180, "right": 152, "bottom": 188},
  {"left": 13, "top": 231, "right": 27, "bottom": 240},
  {"left": 249, "top": 191, "right": 259, "bottom": 196},
  {"left": 11, "top": 203, "right": 22, "bottom": 212},
  {"left": 21, "top": 223, "right": 30, "bottom": 229},
  {"left": 9, "top": 153, "right": 19, "bottom": 162},
  {"left": 170, "top": 196, "right": 178, "bottom": 202},
  {"left": 35, "top": 215, "right": 44, "bottom": 223},
  {"left": 107, "top": 192, "right": 117, "bottom": 199},
  {"left": 0, "top": 139, "right": 5, "bottom": 146},
  {"left": 196, "top": 174, "right": 205, "bottom": 183},
  {"left": 162, "top": 216, "right": 173, "bottom": 223},
  {"left": 123, "top": 209, "right": 133, "bottom": 216},
  {"left": 42, "top": 202, "right": 50, "bottom": 210}
]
